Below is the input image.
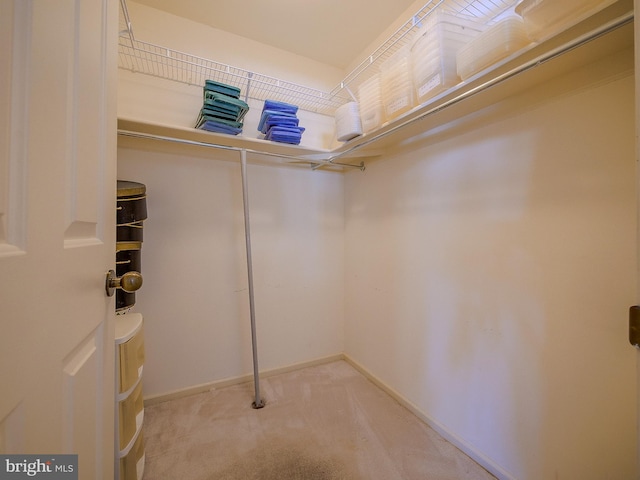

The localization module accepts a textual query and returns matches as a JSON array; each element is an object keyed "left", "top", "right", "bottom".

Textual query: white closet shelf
[
  {"left": 118, "top": 118, "right": 367, "bottom": 171},
  {"left": 118, "top": 0, "right": 633, "bottom": 171}
]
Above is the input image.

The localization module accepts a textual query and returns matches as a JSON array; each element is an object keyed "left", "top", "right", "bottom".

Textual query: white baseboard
[
  {"left": 143, "top": 353, "right": 345, "bottom": 406},
  {"left": 342, "top": 354, "right": 517, "bottom": 480}
]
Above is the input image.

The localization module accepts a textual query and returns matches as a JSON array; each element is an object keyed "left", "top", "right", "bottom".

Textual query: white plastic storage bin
[
  {"left": 357, "top": 73, "right": 385, "bottom": 133},
  {"left": 515, "top": 0, "right": 616, "bottom": 42},
  {"left": 456, "top": 16, "right": 530, "bottom": 80},
  {"left": 380, "top": 46, "right": 415, "bottom": 121},
  {"left": 117, "top": 317, "right": 145, "bottom": 395},
  {"left": 115, "top": 313, "right": 145, "bottom": 480},
  {"left": 118, "top": 380, "right": 144, "bottom": 451},
  {"left": 411, "top": 10, "right": 484, "bottom": 104},
  {"left": 119, "top": 429, "right": 145, "bottom": 480},
  {"left": 335, "top": 102, "right": 363, "bottom": 142}
]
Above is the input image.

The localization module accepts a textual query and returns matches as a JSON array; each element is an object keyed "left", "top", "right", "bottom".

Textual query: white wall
[
  {"left": 344, "top": 57, "right": 637, "bottom": 478},
  {"left": 117, "top": 149, "right": 345, "bottom": 398}
]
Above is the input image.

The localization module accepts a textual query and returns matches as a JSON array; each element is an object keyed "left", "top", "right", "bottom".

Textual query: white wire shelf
[
  {"left": 332, "top": 0, "right": 517, "bottom": 97},
  {"left": 118, "top": 1, "right": 633, "bottom": 171},
  {"left": 118, "top": 0, "right": 516, "bottom": 116}
]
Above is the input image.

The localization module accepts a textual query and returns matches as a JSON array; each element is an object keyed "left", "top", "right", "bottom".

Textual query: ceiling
[{"left": 131, "top": 0, "right": 419, "bottom": 70}]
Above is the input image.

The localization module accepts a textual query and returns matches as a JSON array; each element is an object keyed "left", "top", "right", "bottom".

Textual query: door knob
[
  {"left": 630, "top": 306, "right": 640, "bottom": 348},
  {"left": 105, "top": 270, "right": 143, "bottom": 297}
]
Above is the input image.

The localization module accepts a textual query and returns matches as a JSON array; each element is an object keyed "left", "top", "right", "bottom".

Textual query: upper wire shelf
[
  {"left": 118, "top": 0, "right": 517, "bottom": 116},
  {"left": 118, "top": 1, "right": 349, "bottom": 115},
  {"left": 332, "top": 0, "right": 516, "bottom": 97}
]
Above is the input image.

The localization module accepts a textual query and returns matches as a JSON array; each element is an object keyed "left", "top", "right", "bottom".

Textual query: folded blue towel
[
  {"left": 263, "top": 99, "right": 298, "bottom": 115},
  {"left": 264, "top": 115, "right": 299, "bottom": 131},
  {"left": 258, "top": 113, "right": 300, "bottom": 134},
  {"left": 257, "top": 109, "right": 298, "bottom": 132},
  {"left": 264, "top": 125, "right": 305, "bottom": 144}
]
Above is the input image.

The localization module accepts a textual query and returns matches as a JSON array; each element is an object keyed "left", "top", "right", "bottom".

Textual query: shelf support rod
[
  {"left": 240, "top": 149, "right": 265, "bottom": 409},
  {"left": 117, "top": 129, "right": 366, "bottom": 170},
  {"left": 245, "top": 72, "right": 253, "bottom": 104}
]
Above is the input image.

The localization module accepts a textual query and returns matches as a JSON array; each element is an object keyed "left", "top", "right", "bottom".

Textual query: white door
[
  {"left": 0, "top": 0, "right": 117, "bottom": 478},
  {"left": 636, "top": 1, "right": 640, "bottom": 476},
  {"left": 635, "top": 0, "right": 640, "bottom": 475}
]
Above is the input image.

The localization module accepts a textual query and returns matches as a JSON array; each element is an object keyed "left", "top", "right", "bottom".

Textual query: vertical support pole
[
  {"left": 240, "top": 149, "right": 265, "bottom": 409},
  {"left": 245, "top": 72, "right": 253, "bottom": 104}
]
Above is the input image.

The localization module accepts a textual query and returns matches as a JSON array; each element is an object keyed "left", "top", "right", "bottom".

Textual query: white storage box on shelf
[
  {"left": 357, "top": 73, "right": 386, "bottom": 134},
  {"left": 411, "top": 10, "right": 485, "bottom": 104},
  {"left": 515, "top": 0, "right": 617, "bottom": 42},
  {"left": 380, "top": 46, "right": 415, "bottom": 121},
  {"left": 335, "top": 102, "right": 363, "bottom": 142},
  {"left": 456, "top": 16, "right": 531, "bottom": 80}
]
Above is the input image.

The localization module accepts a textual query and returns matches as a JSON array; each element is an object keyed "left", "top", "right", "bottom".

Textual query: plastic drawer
[
  {"left": 117, "top": 320, "right": 145, "bottom": 395},
  {"left": 118, "top": 380, "right": 144, "bottom": 451},
  {"left": 119, "top": 429, "right": 145, "bottom": 480},
  {"left": 515, "top": 0, "right": 616, "bottom": 42}
]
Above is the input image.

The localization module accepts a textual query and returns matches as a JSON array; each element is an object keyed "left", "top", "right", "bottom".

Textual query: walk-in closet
[{"left": 116, "top": 0, "right": 640, "bottom": 478}]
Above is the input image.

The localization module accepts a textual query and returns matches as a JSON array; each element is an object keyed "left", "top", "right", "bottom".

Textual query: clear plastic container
[
  {"left": 515, "top": 0, "right": 616, "bottom": 42},
  {"left": 357, "top": 73, "right": 385, "bottom": 133},
  {"left": 456, "top": 16, "right": 531, "bottom": 80},
  {"left": 411, "top": 10, "right": 484, "bottom": 104},
  {"left": 380, "top": 47, "right": 415, "bottom": 121},
  {"left": 335, "top": 101, "right": 363, "bottom": 142}
]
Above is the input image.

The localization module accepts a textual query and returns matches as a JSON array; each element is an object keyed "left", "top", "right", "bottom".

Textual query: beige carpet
[{"left": 142, "top": 360, "right": 496, "bottom": 480}]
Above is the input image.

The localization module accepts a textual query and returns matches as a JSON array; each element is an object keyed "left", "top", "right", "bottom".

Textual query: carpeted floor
[{"left": 142, "top": 360, "right": 496, "bottom": 480}]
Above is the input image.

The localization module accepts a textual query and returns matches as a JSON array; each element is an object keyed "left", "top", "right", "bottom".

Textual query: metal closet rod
[
  {"left": 322, "top": 10, "right": 634, "bottom": 167},
  {"left": 117, "top": 129, "right": 365, "bottom": 171}
]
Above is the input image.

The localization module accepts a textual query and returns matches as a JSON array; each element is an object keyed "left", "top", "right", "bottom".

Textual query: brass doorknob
[{"left": 105, "top": 270, "right": 143, "bottom": 297}]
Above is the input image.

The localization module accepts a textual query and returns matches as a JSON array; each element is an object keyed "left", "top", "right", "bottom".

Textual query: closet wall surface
[
  {"left": 344, "top": 49, "right": 636, "bottom": 479},
  {"left": 117, "top": 150, "right": 345, "bottom": 398}
]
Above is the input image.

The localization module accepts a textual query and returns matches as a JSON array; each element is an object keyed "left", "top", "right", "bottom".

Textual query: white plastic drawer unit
[
  {"left": 118, "top": 380, "right": 144, "bottom": 451},
  {"left": 115, "top": 313, "right": 145, "bottom": 480},
  {"left": 116, "top": 314, "right": 145, "bottom": 395},
  {"left": 119, "top": 429, "right": 145, "bottom": 480}
]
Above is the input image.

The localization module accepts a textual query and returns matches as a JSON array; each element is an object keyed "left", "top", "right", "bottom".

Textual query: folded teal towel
[{"left": 204, "top": 80, "right": 241, "bottom": 99}]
